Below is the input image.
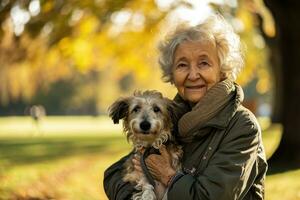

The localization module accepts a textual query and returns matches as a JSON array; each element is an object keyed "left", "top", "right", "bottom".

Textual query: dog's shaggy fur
[{"left": 108, "top": 90, "right": 182, "bottom": 200}]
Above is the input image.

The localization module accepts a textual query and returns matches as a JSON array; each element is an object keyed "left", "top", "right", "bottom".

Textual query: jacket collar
[
  {"left": 174, "top": 81, "right": 244, "bottom": 141},
  {"left": 205, "top": 83, "right": 244, "bottom": 129}
]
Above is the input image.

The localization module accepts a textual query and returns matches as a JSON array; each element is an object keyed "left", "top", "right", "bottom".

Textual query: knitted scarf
[{"left": 174, "top": 79, "right": 239, "bottom": 141}]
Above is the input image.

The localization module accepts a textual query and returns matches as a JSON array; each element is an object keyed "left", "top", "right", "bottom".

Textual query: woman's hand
[
  {"left": 132, "top": 148, "right": 144, "bottom": 177},
  {"left": 132, "top": 145, "right": 176, "bottom": 186}
]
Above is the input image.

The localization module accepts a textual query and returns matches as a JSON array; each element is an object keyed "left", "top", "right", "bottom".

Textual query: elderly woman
[{"left": 104, "top": 14, "right": 267, "bottom": 200}]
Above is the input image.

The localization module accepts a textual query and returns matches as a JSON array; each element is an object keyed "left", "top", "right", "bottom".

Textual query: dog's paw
[
  {"left": 135, "top": 184, "right": 143, "bottom": 191},
  {"left": 132, "top": 191, "right": 143, "bottom": 200},
  {"left": 141, "top": 189, "right": 156, "bottom": 200}
]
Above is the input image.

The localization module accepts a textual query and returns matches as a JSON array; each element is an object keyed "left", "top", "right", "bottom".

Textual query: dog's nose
[{"left": 140, "top": 121, "right": 151, "bottom": 132}]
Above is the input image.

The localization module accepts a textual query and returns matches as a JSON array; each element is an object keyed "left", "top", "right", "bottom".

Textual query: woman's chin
[
  {"left": 184, "top": 90, "right": 206, "bottom": 103},
  {"left": 184, "top": 92, "right": 205, "bottom": 103}
]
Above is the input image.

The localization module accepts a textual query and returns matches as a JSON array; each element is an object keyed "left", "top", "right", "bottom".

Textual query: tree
[
  {"left": 0, "top": 0, "right": 134, "bottom": 107},
  {"left": 0, "top": 0, "right": 273, "bottom": 115},
  {"left": 0, "top": 0, "right": 175, "bottom": 114},
  {"left": 263, "top": 0, "right": 300, "bottom": 165}
]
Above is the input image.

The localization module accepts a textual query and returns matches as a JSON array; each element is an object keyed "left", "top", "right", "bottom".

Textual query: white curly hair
[{"left": 158, "top": 13, "right": 244, "bottom": 82}]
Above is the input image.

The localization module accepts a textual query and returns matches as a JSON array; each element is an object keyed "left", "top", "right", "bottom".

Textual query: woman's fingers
[
  {"left": 131, "top": 148, "right": 176, "bottom": 186},
  {"left": 148, "top": 168, "right": 159, "bottom": 179},
  {"left": 134, "top": 164, "right": 143, "bottom": 173},
  {"left": 159, "top": 145, "right": 170, "bottom": 160},
  {"left": 145, "top": 155, "right": 160, "bottom": 166},
  {"left": 132, "top": 155, "right": 143, "bottom": 173},
  {"left": 132, "top": 157, "right": 139, "bottom": 165},
  {"left": 133, "top": 155, "right": 159, "bottom": 178}
]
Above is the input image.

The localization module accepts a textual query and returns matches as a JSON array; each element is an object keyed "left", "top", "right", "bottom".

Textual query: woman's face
[{"left": 172, "top": 40, "right": 222, "bottom": 103}]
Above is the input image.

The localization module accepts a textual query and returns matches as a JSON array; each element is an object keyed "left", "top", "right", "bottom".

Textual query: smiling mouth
[{"left": 185, "top": 85, "right": 205, "bottom": 89}]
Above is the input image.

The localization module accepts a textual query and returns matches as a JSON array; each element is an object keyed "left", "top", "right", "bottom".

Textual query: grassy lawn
[
  {"left": 0, "top": 116, "right": 130, "bottom": 200},
  {"left": 0, "top": 116, "right": 298, "bottom": 200}
]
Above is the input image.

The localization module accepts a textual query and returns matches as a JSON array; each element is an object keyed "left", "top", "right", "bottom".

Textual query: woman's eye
[
  {"left": 199, "top": 61, "right": 210, "bottom": 67},
  {"left": 177, "top": 63, "right": 187, "bottom": 68},
  {"left": 153, "top": 106, "right": 161, "bottom": 113},
  {"left": 132, "top": 106, "right": 140, "bottom": 113}
]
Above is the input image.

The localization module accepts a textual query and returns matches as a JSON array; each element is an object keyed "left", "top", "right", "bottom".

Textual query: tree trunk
[{"left": 264, "top": 0, "right": 300, "bottom": 165}]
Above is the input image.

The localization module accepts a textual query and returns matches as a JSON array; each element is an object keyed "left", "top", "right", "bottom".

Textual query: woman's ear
[
  {"left": 220, "top": 71, "right": 227, "bottom": 81},
  {"left": 108, "top": 97, "right": 130, "bottom": 124}
]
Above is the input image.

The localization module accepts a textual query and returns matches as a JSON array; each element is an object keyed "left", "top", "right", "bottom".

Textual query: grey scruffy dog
[{"left": 108, "top": 90, "right": 183, "bottom": 200}]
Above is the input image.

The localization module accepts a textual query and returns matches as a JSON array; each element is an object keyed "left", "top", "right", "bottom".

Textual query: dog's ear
[
  {"left": 166, "top": 99, "right": 187, "bottom": 134},
  {"left": 108, "top": 97, "right": 130, "bottom": 124},
  {"left": 165, "top": 99, "right": 179, "bottom": 123},
  {"left": 167, "top": 101, "right": 180, "bottom": 124}
]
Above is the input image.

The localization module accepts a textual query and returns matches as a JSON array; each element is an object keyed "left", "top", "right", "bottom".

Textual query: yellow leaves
[
  {"left": 77, "top": 15, "right": 99, "bottom": 36},
  {"left": 253, "top": 0, "right": 276, "bottom": 37},
  {"left": 233, "top": 1, "right": 272, "bottom": 91},
  {"left": 7, "top": 66, "right": 22, "bottom": 100},
  {"left": 58, "top": 37, "right": 72, "bottom": 57},
  {"left": 0, "top": 0, "right": 166, "bottom": 108},
  {"left": 117, "top": 53, "right": 148, "bottom": 82},
  {"left": 42, "top": 1, "right": 53, "bottom": 13},
  {"left": 46, "top": 48, "right": 61, "bottom": 68},
  {"left": 72, "top": 38, "right": 94, "bottom": 73},
  {"left": 56, "top": 15, "right": 102, "bottom": 73},
  {"left": 256, "top": 77, "right": 269, "bottom": 94},
  {"left": 58, "top": 37, "right": 93, "bottom": 73},
  {"left": 236, "top": 7, "right": 254, "bottom": 33},
  {"left": 4, "top": 63, "right": 36, "bottom": 102},
  {"left": 256, "top": 68, "right": 271, "bottom": 94}
]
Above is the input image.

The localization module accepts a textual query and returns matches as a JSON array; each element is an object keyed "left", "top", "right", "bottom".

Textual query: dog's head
[{"left": 108, "top": 90, "right": 179, "bottom": 148}]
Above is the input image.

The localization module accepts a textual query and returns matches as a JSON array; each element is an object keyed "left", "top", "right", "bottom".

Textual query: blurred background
[{"left": 0, "top": 0, "right": 299, "bottom": 199}]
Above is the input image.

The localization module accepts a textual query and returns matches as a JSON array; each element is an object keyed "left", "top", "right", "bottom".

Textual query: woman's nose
[{"left": 187, "top": 65, "right": 200, "bottom": 80}]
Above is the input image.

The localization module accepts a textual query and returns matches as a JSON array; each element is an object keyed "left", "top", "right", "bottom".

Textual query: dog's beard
[
  {"left": 129, "top": 130, "right": 170, "bottom": 150},
  {"left": 127, "top": 127, "right": 170, "bottom": 149},
  {"left": 152, "top": 131, "right": 170, "bottom": 149}
]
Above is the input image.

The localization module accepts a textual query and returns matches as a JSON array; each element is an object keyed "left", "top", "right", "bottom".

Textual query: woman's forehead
[
  {"left": 174, "top": 40, "right": 218, "bottom": 60},
  {"left": 176, "top": 40, "right": 216, "bottom": 52}
]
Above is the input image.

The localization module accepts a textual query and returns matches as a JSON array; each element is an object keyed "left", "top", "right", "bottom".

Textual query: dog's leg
[
  {"left": 141, "top": 183, "right": 156, "bottom": 200},
  {"left": 132, "top": 190, "right": 143, "bottom": 200},
  {"left": 133, "top": 177, "right": 156, "bottom": 200},
  {"left": 132, "top": 180, "right": 144, "bottom": 200}
]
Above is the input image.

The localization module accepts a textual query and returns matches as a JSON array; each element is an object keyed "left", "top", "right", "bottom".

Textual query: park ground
[{"left": 0, "top": 116, "right": 299, "bottom": 200}]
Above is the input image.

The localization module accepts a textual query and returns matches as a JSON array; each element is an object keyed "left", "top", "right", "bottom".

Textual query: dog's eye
[
  {"left": 132, "top": 106, "right": 140, "bottom": 113},
  {"left": 153, "top": 106, "right": 161, "bottom": 113}
]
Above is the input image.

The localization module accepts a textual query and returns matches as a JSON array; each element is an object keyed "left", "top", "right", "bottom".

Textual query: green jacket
[
  {"left": 167, "top": 105, "right": 267, "bottom": 200},
  {"left": 104, "top": 85, "right": 267, "bottom": 200}
]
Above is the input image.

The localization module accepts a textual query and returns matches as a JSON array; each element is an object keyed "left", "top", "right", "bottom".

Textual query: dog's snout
[{"left": 140, "top": 121, "right": 151, "bottom": 132}]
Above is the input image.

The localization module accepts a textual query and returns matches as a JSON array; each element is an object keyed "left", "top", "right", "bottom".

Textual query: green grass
[
  {"left": 0, "top": 116, "right": 298, "bottom": 200},
  {"left": 0, "top": 134, "right": 131, "bottom": 200},
  {"left": 0, "top": 116, "right": 130, "bottom": 200}
]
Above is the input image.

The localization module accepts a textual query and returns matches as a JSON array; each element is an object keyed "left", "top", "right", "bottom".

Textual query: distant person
[
  {"left": 30, "top": 105, "right": 46, "bottom": 121},
  {"left": 30, "top": 105, "right": 46, "bottom": 135},
  {"left": 104, "top": 13, "right": 268, "bottom": 200}
]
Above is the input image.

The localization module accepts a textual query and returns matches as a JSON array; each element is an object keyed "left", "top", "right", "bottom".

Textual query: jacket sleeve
[
  {"left": 168, "top": 113, "right": 261, "bottom": 200},
  {"left": 103, "top": 152, "right": 135, "bottom": 200}
]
